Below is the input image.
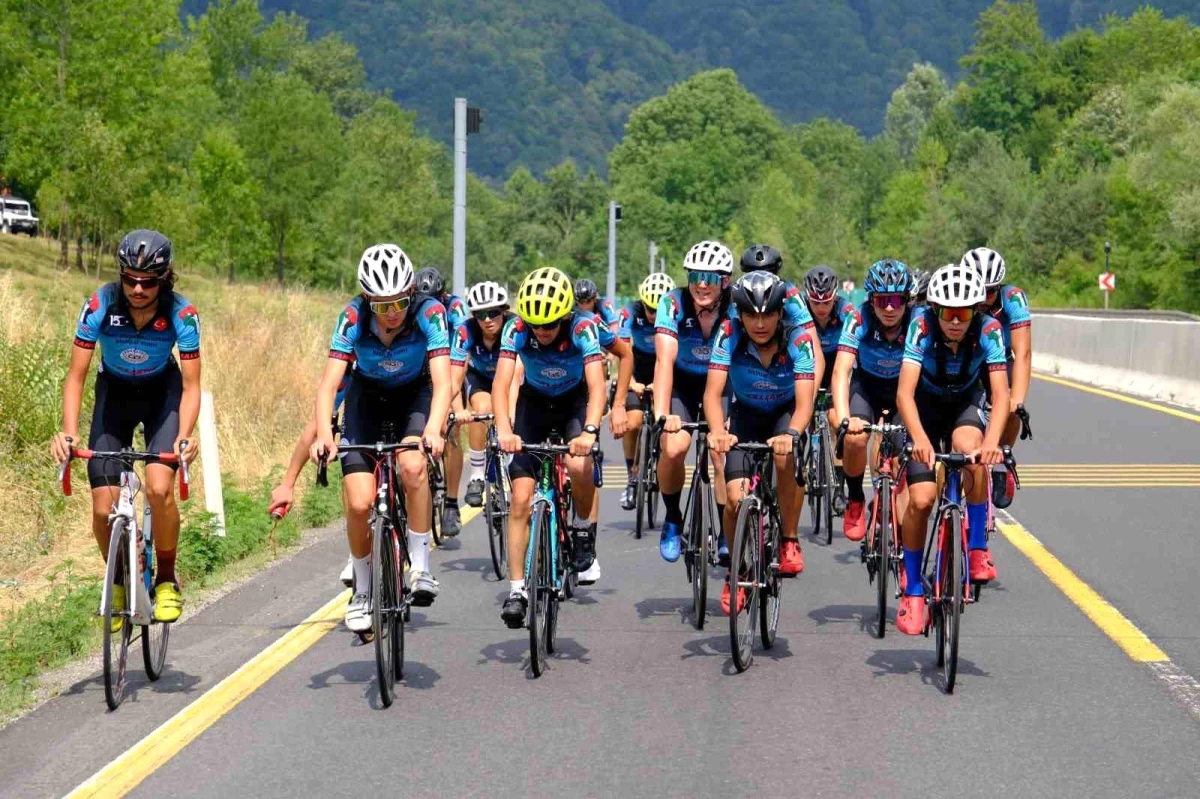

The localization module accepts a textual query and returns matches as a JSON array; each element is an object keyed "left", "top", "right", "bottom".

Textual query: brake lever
[{"left": 316, "top": 453, "right": 329, "bottom": 488}]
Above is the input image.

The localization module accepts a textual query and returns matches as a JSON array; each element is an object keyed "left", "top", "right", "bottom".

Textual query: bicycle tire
[
  {"left": 430, "top": 471, "right": 444, "bottom": 547},
  {"left": 821, "top": 427, "right": 836, "bottom": 545},
  {"left": 103, "top": 521, "right": 132, "bottom": 710},
  {"left": 689, "top": 472, "right": 708, "bottom": 629},
  {"left": 373, "top": 513, "right": 397, "bottom": 707},
  {"left": 142, "top": 538, "right": 170, "bottom": 680},
  {"left": 547, "top": 521, "right": 561, "bottom": 655},
  {"left": 485, "top": 459, "right": 507, "bottom": 580},
  {"left": 730, "top": 497, "right": 762, "bottom": 673},
  {"left": 806, "top": 435, "right": 820, "bottom": 531},
  {"left": 943, "top": 507, "right": 963, "bottom": 693},
  {"left": 647, "top": 459, "right": 659, "bottom": 529},
  {"left": 874, "top": 478, "right": 891, "bottom": 639},
  {"left": 760, "top": 507, "right": 782, "bottom": 650},
  {"left": 634, "top": 423, "right": 650, "bottom": 539},
  {"left": 528, "top": 502, "right": 551, "bottom": 677}
]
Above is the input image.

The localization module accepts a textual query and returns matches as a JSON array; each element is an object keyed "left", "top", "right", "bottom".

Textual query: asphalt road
[{"left": 2, "top": 375, "right": 1199, "bottom": 799}]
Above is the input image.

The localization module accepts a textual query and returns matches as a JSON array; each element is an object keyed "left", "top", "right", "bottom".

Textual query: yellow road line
[
  {"left": 67, "top": 589, "right": 352, "bottom": 798},
  {"left": 1033, "top": 373, "right": 1200, "bottom": 423},
  {"left": 996, "top": 517, "right": 1168, "bottom": 663}
]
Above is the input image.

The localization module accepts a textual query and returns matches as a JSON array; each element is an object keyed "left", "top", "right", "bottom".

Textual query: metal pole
[
  {"left": 606, "top": 201, "right": 617, "bottom": 305},
  {"left": 648, "top": 240, "right": 658, "bottom": 275},
  {"left": 453, "top": 98, "right": 467, "bottom": 297},
  {"left": 1104, "top": 241, "right": 1111, "bottom": 310}
]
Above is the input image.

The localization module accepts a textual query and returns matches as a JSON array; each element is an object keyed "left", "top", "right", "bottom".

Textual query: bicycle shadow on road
[
  {"left": 477, "top": 637, "right": 591, "bottom": 678},
  {"left": 680, "top": 633, "right": 794, "bottom": 675},
  {"left": 633, "top": 596, "right": 718, "bottom": 623},
  {"left": 438, "top": 556, "right": 501, "bottom": 582},
  {"left": 572, "top": 586, "right": 616, "bottom": 606},
  {"left": 864, "top": 647, "right": 989, "bottom": 687},
  {"left": 61, "top": 666, "right": 203, "bottom": 704},
  {"left": 308, "top": 657, "right": 442, "bottom": 707},
  {"left": 807, "top": 603, "right": 878, "bottom": 634}
]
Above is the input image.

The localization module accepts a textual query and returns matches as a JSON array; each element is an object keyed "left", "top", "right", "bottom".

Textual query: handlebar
[
  {"left": 835, "top": 420, "right": 907, "bottom": 459},
  {"left": 724, "top": 437, "right": 805, "bottom": 486},
  {"left": 59, "top": 442, "right": 190, "bottom": 501},
  {"left": 1015, "top": 404, "right": 1033, "bottom": 441},
  {"left": 902, "top": 443, "right": 1020, "bottom": 487},
  {"left": 315, "top": 440, "right": 424, "bottom": 488},
  {"left": 487, "top": 439, "right": 605, "bottom": 487}
]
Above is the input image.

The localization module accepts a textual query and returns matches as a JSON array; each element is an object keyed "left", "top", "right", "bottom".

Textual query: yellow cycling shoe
[
  {"left": 153, "top": 583, "right": 184, "bottom": 623},
  {"left": 105, "top": 584, "right": 126, "bottom": 633}
]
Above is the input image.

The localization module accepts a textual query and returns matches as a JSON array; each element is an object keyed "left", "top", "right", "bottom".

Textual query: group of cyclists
[{"left": 52, "top": 226, "right": 1032, "bottom": 646}]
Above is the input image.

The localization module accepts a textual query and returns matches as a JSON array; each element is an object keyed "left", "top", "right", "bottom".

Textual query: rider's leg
[
  {"left": 505, "top": 476, "right": 535, "bottom": 583},
  {"left": 143, "top": 464, "right": 180, "bottom": 585}
]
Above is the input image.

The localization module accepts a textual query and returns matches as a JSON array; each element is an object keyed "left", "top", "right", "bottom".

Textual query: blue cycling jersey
[
  {"left": 577, "top": 309, "right": 618, "bottom": 351},
  {"left": 441, "top": 294, "right": 468, "bottom": 331},
  {"left": 582, "top": 299, "right": 620, "bottom": 332},
  {"left": 617, "top": 301, "right": 656, "bottom": 355},
  {"left": 655, "top": 288, "right": 732, "bottom": 378},
  {"left": 74, "top": 283, "right": 200, "bottom": 380},
  {"left": 726, "top": 280, "right": 816, "bottom": 331},
  {"left": 329, "top": 295, "right": 450, "bottom": 387},
  {"left": 837, "top": 303, "right": 910, "bottom": 380},
  {"left": 902, "top": 308, "right": 1008, "bottom": 397},
  {"left": 499, "top": 313, "right": 605, "bottom": 396},
  {"left": 811, "top": 299, "right": 857, "bottom": 358},
  {"left": 710, "top": 319, "right": 815, "bottom": 412},
  {"left": 985, "top": 284, "right": 1031, "bottom": 356},
  {"left": 450, "top": 314, "right": 511, "bottom": 378}
]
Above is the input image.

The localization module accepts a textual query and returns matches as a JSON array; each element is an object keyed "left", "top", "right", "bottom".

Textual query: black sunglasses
[
  {"left": 473, "top": 309, "right": 504, "bottom": 321},
  {"left": 120, "top": 272, "right": 163, "bottom": 289},
  {"left": 530, "top": 321, "right": 560, "bottom": 332}
]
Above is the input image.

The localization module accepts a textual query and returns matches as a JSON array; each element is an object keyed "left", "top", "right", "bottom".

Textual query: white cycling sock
[
  {"left": 510, "top": 579, "right": 526, "bottom": 596},
  {"left": 469, "top": 449, "right": 485, "bottom": 481},
  {"left": 407, "top": 529, "right": 430, "bottom": 573},
  {"left": 352, "top": 556, "right": 370, "bottom": 595}
]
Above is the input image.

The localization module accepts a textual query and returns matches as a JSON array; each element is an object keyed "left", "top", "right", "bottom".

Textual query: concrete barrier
[{"left": 1031, "top": 311, "right": 1200, "bottom": 408}]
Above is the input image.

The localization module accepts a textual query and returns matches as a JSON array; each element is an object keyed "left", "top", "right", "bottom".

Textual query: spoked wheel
[
  {"left": 528, "top": 504, "right": 551, "bottom": 677},
  {"left": 730, "top": 498, "right": 762, "bottom": 673},
  {"left": 485, "top": 465, "right": 508, "bottom": 580},
  {"left": 635, "top": 424, "right": 653, "bottom": 538},
  {"left": 759, "top": 510, "right": 782, "bottom": 650},
  {"left": 647, "top": 460, "right": 659, "bottom": 529},
  {"left": 873, "top": 482, "right": 891, "bottom": 639},
  {"left": 547, "top": 526, "right": 563, "bottom": 656},
  {"left": 103, "top": 522, "right": 133, "bottom": 711},
  {"left": 430, "top": 475, "right": 444, "bottom": 546},
  {"left": 934, "top": 509, "right": 963, "bottom": 693},
  {"left": 820, "top": 431, "right": 836, "bottom": 545},
  {"left": 806, "top": 442, "right": 820, "bottom": 533},
  {"left": 689, "top": 475, "right": 708, "bottom": 629},
  {"left": 373, "top": 514, "right": 399, "bottom": 708},
  {"left": 142, "top": 543, "right": 170, "bottom": 680}
]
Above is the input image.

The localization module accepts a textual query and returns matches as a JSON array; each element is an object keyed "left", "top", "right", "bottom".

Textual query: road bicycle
[
  {"left": 632, "top": 386, "right": 659, "bottom": 539},
  {"left": 655, "top": 419, "right": 718, "bottom": 629},
  {"left": 805, "top": 389, "right": 837, "bottom": 544}
]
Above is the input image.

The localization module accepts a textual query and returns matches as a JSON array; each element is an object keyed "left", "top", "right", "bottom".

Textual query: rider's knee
[{"left": 907, "top": 484, "right": 936, "bottom": 515}]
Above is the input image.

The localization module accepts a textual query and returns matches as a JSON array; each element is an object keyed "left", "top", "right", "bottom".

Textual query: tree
[
  {"left": 885, "top": 63, "right": 950, "bottom": 161},
  {"left": 190, "top": 125, "right": 265, "bottom": 282}
]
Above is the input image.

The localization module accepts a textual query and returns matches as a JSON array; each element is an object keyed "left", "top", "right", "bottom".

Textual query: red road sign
[{"left": 1098, "top": 272, "right": 1115, "bottom": 291}]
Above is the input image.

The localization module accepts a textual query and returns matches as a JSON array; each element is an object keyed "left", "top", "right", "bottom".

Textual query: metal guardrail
[{"left": 1034, "top": 308, "right": 1200, "bottom": 322}]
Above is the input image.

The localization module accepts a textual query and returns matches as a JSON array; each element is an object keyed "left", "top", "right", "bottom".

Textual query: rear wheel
[
  {"left": 373, "top": 514, "right": 397, "bottom": 708},
  {"left": 485, "top": 459, "right": 508, "bottom": 580},
  {"left": 429, "top": 461, "right": 445, "bottom": 546},
  {"left": 874, "top": 479, "right": 891, "bottom": 639},
  {"left": 820, "top": 428, "right": 836, "bottom": 545},
  {"left": 635, "top": 423, "right": 651, "bottom": 538},
  {"left": 142, "top": 541, "right": 170, "bottom": 680},
  {"left": 103, "top": 522, "right": 132, "bottom": 711},
  {"left": 730, "top": 498, "right": 762, "bottom": 673},
  {"left": 806, "top": 435, "right": 820, "bottom": 532},
  {"left": 760, "top": 508, "right": 782, "bottom": 650},
  {"left": 528, "top": 503, "right": 551, "bottom": 677}
]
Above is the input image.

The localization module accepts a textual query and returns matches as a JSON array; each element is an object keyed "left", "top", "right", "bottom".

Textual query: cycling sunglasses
[
  {"left": 872, "top": 293, "right": 907, "bottom": 311},
  {"left": 120, "top": 272, "right": 163, "bottom": 290},
  {"left": 369, "top": 295, "right": 412, "bottom": 315},
  {"left": 530, "top": 320, "right": 561, "bottom": 332},
  {"left": 687, "top": 270, "right": 725, "bottom": 286},
  {"left": 936, "top": 306, "right": 975, "bottom": 323},
  {"left": 473, "top": 308, "right": 504, "bottom": 321},
  {"left": 807, "top": 289, "right": 837, "bottom": 303}
]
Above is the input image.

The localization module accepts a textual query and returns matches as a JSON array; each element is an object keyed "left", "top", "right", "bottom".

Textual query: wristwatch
[{"left": 583, "top": 424, "right": 600, "bottom": 435}]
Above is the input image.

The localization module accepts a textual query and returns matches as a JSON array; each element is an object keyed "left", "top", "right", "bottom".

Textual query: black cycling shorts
[
  {"left": 906, "top": 385, "right": 988, "bottom": 485},
  {"left": 819, "top": 348, "right": 838, "bottom": 391},
  {"left": 509, "top": 384, "right": 590, "bottom": 481},
  {"left": 87, "top": 364, "right": 182, "bottom": 488},
  {"left": 669, "top": 371, "right": 731, "bottom": 425},
  {"left": 849, "top": 373, "right": 906, "bottom": 452},
  {"left": 624, "top": 350, "right": 657, "bottom": 409},
  {"left": 724, "top": 403, "right": 805, "bottom": 484},
  {"left": 340, "top": 377, "right": 432, "bottom": 476},
  {"left": 464, "top": 368, "right": 493, "bottom": 403}
]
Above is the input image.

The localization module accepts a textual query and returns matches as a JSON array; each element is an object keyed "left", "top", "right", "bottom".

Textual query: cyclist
[
  {"left": 654, "top": 240, "right": 735, "bottom": 566},
  {"left": 706, "top": 272, "right": 815, "bottom": 613},
  {"left": 451, "top": 280, "right": 514, "bottom": 509},
  {"left": 909, "top": 268, "right": 931, "bottom": 308},
  {"left": 616, "top": 272, "right": 675, "bottom": 510},
  {"left": 735, "top": 245, "right": 824, "bottom": 383},
  {"left": 833, "top": 259, "right": 913, "bottom": 542},
  {"left": 51, "top": 229, "right": 200, "bottom": 626},
  {"left": 574, "top": 277, "right": 621, "bottom": 333},
  {"left": 415, "top": 266, "right": 469, "bottom": 537},
  {"left": 961, "top": 246, "right": 1030, "bottom": 501},
  {"left": 494, "top": 268, "right": 608, "bottom": 627},
  {"left": 803, "top": 264, "right": 855, "bottom": 511},
  {"left": 311, "top": 245, "right": 452, "bottom": 632},
  {"left": 895, "top": 263, "right": 1009, "bottom": 635}
]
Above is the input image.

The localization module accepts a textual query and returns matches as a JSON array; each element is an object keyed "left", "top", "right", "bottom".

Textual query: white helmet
[
  {"left": 928, "top": 263, "right": 986, "bottom": 308},
  {"left": 683, "top": 240, "right": 734, "bottom": 275},
  {"left": 466, "top": 280, "right": 508, "bottom": 312},
  {"left": 357, "top": 243, "right": 414, "bottom": 297},
  {"left": 960, "top": 247, "right": 1006, "bottom": 288}
]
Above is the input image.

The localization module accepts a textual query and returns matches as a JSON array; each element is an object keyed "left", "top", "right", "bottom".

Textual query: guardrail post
[{"left": 199, "top": 391, "right": 226, "bottom": 536}]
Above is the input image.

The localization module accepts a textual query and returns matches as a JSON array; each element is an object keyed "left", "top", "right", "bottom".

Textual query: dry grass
[{"left": 0, "top": 235, "right": 343, "bottom": 614}]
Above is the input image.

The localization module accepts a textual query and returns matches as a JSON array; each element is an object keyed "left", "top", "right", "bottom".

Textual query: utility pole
[
  {"left": 648, "top": 240, "right": 658, "bottom": 275},
  {"left": 452, "top": 99, "right": 483, "bottom": 297},
  {"left": 1104, "top": 240, "right": 1112, "bottom": 310},
  {"left": 607, "top": 201, "right": 620, "bottom": 305}
]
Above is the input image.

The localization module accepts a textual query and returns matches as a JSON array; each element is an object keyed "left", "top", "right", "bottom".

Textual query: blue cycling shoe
[{"left": 659, "top": 520, "right": 682, "bottom": 562}]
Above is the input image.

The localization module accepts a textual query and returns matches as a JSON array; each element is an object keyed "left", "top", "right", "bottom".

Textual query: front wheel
[
  {"left": 760, "top": 509, "right": 782, "bottom": 650},
  {"left": 933, "top": 508, "right": 963, "bottom": 693},
  {"left": 103, "top": 521, "right": 133, "bottom": 710},
  {"left": 689, "top": 473, "right": 709, "bottom": 630},
  {"left": 820, "top": 429, "right": 836, "bottom": 545},
  {"left": 874, "top": 479, "right": 891, "bottom": 639},
  {"left": 373, "top": 514, "right": 398, "bottom": 708},
  {"left": 528, "top": 502, "right": 552, "bottom": 677},
  {"left": 485, "top": 462, "right": 508, "bottom": 580},
  {"left": 730, "top": 498, "right": 762, "bottom": 673},
  {"left": 634, "top": 423, "right": 651, "bottom": 539}
]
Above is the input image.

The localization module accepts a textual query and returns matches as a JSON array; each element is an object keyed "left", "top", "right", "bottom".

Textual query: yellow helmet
[
  {"left": 516, "top": 267, "right": 575, "bottom": 325},
  {"left": 639, "top": 272, "right": 676, "bottom": 309}
]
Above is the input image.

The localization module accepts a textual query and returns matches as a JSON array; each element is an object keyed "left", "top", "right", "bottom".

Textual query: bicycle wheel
[
  {"left": 528, "top": 502, "right": 551, "bottom": 677},
  {"left": 820, "top": 429, "right": 836, "bottom": 545},
  {"left": 142, "top": 539, "right": 170, "bottom": 681},
  {"left": 103, "top": 521, "right": 133, "bottom": 710},
  {"left": 373, "top": 513, "right": 397, "bottom": 708},
  {"left": 634, "top": 423, "right": 650, "bottom": 539},
  {"left": 689, "top": 473, "right": 708, "bottom": 629},
  {"left": 806, "top": 436, "right": 820, "bottom": 531},
  {"left": 730, "top": 497, "right": 762, "bottom": 673},
  {"left": 759, "top": 509, "right": 782, "bottom": 650},
  {"left": 941, "top": 507, "right": 963, "bottom": 693},
  {"left": 546, "top": 526, "right": 561, "bottom": 655},
  {"left": 485, "top": 461, "right": 507, "bottom": 580},
  {"left": 873, "top": 478, "right": 891, "bottom": 639},
  {"left": 647, "top": 458, "right": 659, "bottom": 529}
]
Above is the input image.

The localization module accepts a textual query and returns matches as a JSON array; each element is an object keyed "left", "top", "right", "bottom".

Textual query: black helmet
[
  {"left": 731, "top": 271, "right": 788, "bottom": 315},
  {"left": 117, "top": 229, "right": 172, "bottom": 275},
  {"left": 414, "top": 267, "right": 445, "bottom": 297},
  {"left": 573, "top": 278, "right": 598, "bottom": 304},
  {"left": 803, "top": 265, "right": 839, "bottom": 300},
  {"left": 740, "top": 244, "right": 783, "bottom": 274},
  {"left": 910, "top": 269, "right": 931, "bottom": 299}
]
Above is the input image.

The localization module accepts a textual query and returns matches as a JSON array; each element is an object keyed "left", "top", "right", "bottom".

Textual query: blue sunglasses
[{"left": 687, "top": 270, "right": 725, "bottom": 286}]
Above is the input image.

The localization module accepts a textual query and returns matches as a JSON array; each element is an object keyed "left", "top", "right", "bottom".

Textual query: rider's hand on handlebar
[
  {"left": 709, "top": 431, "right": 737, "bottom": 455},
  {"left": 569, "top": 430, "right": 596, "bottom": 457},
  {"left": 423, "top": 424, "right": 445, "bottom": 460},
  {"left": 174, "top": 435, "right": 199, "bottom": 465},
  {"left": 609, "top": 404, "right": 629, "bottom": 437},
  {"left": 911, "top": 436, "right": 935, "bottom": 468},
  {"left": 50, "top": 432, "right": 74, "bottom": 464},
  {"left": 498, "top": 431, "right": 523, "bottom": 454},
  {"left": 846, "top": 417, "right": 867, "bottom": 436},
  {"left": 767, "top": 433, "right": 794, "bottom": 457},
  {"left": 311, "top": 434, "right": 337, "bottom": 464},
  {"left": 973, "top": 441, "right": 1004, "bottom": 466},
  {"left": 630, "top": 381, "right": 646, "bottom": 396},
  {"left": 663, "top": 414, "right": 682, "bottom": 434}
]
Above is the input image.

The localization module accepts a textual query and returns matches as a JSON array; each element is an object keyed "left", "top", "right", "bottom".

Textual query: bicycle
[
  {"left": 837, "top": 418, "right": 909, "bottom": 639},
  {"left": 656, "top": 419, "right": 718, "bottom": 629},
  {"left": 426, "top": 413, "right": 460, "bottom": 546},
  {"left": 805, "top": 389, "right": 836, "bottom": 544},
  {"left": 496, "top": 437, "right": 603, "bottom": 678},
  {"left": 727, "top": 437, "right": 804, "bottom": 673},
  {"left": 317, "top": 433, "right": 424, "bottom": 709},
  {"left": 919, "top": 445, "right": 1019, "bottom": 693},
  {"left": 469, "top": 412, "right": 510, "bottom": 581},
  {"left": 632, "top": 386, "right": 659, "bottom": 539},
  {"left": 58, "top": 444, "right": 190, "bottom": 710}
]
